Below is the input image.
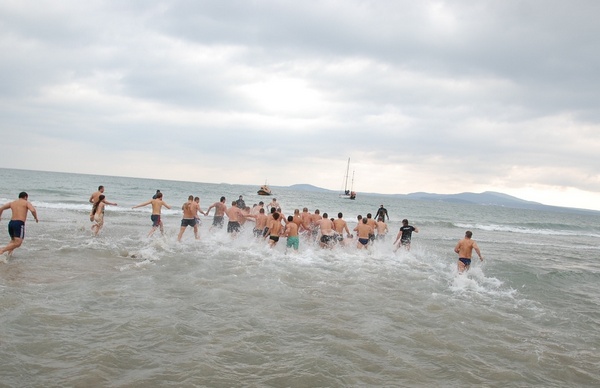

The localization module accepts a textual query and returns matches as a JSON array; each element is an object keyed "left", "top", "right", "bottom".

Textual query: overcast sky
[{"left": 1, "top": 0, "right": 599, "bottom": 210}]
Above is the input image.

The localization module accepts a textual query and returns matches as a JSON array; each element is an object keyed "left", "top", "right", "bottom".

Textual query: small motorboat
[{"left": 257, "top": 184, "right": 272, "bottom": 196}]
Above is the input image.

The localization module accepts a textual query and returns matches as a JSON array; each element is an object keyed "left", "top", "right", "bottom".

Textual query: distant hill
[
  {"left": 283, "top": 184, "right": 598, "bottom": 214},
  {"left": 287, "top": 184, "right": 333, "bottom": 193}
]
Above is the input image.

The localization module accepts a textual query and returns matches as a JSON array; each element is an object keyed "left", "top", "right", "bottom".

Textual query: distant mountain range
[{"left": 285, "top": 184, "right": 597, "bottom": 214}]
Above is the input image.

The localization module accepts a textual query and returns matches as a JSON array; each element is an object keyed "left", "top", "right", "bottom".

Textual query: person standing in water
[
  {"left": 132, "top": 192, "right": 172, "bottom": 237},
  {"left": 0, "top": 192, "right": 39, "bottom": 257},
  {"left": 454, "top": 230, "right": 484, "bottom": 273}
]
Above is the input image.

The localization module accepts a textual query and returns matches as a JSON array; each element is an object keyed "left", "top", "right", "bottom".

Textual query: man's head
[{"left": 19, "top": 192, "right": 28, "bottom": 199}]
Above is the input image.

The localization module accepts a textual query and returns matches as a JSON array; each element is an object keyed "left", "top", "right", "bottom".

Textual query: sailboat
[{"left": 339, "top": 158, "right": 356, "bottom": 200}]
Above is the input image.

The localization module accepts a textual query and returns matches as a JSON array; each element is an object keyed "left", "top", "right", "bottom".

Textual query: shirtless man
[
  {"left": 300, "top": 208, "right": 312, "bottom": 235},
  {"left": 132, "top": 192, "right": 171, "bottom": 237},
  {"left": 266, "top": 198, "right": 281, "bottom": 212},
  {"left": 178, "top": 195, "right": 200, "bottom": 241},
  {"left": 265, "top": 212, "right": 282, "bottom": 247},
  {"left": 333, "top": 212, "right": 353, "bottom": 244},
  {"left": 292, "top": 209, "right": 302, "bottom": 227},
  {"left": 0, "top": 192, "right": 39, "bottom": 257},
  {"left": 365, "top": 213, "right": 377, "bottom": 242},
  {"left": 89, "top": 185, "right": 117, "bottom": 206},
  {"left": 376, "top": 217, "right": 389, "bottom": 241},
  {"left": 310, "top": 209, "right": 322, "bottom": 238},
  {"left": 454, "top": 230, "right": 484, "bottom": 273},
  {"left": 284, "top": 215, "right": 300, "bottom": 252},
  {"left": 252, "top": 208, "right": 269, "bottom": 238},
  {"left": 354, "top": 218, "right": 374, "bottom": 250},
  {"left": 318, "top": 213, "right": 335, "bottom": 248},
  {"left": 225, "top": 201, "right": 245, "bottom": 236},
  {"left": 206, "top": 196, "right": 227, "bottom": 230},
  {"left": 250, "top": 201, "right": 264, "bottom": 216}
]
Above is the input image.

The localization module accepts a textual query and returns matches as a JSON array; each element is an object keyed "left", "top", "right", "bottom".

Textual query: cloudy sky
[{"left": 1, "top": 0, "right": 599, "bottom": 210}]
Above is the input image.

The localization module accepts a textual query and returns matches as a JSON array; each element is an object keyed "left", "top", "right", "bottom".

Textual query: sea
[{"left": 0, "top": 167, "right": 599, "bottom": 387}]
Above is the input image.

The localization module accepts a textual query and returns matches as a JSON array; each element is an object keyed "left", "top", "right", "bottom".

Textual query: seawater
[{"left": 1, "top": 168, "right": 599, "bottom": 387}]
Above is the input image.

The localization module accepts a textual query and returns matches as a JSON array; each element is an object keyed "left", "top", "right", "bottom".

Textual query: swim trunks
[
  {"left": 262, "top": 227, "right": 269, "bottom": 238},
  {"left": 151, "top": 214, "right": 161, "bottom": 227},
  {"left": 212, "top": 216, "right": 224, "bottom": 228},
  {"left": 401, "top": 238, "right": 411, "bottom": 245},
  {"left": 358, "top": 238, "right": 369, "bottom": 246},
  {"left": 269, "top": 235, "right": 279, "bottom": 242},
  {"left": 286, "top": 236, "right": 299, "bottom": 250},
  {"left": 320, "top": 235, "right": 333, "bottom": 244},
  {"left": 459, "top": 258, "right": 472, "bottom": 266},
  {"left": 227, "top": 221, "right": 241, "bottom": 233},
  {"left": 8, "top": 220, "right": 25, "bottom": 239},
  {"left": 181, "top": 218, "right": 197, "bottom": 227}
]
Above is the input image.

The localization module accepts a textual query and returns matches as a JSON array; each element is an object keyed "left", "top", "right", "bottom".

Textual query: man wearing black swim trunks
[{"left": 454, "top": 230, "right": 484, "bottom": 273}]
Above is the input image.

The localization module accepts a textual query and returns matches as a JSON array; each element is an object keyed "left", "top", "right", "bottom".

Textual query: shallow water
[{"left": 1, "top": 168, "right": 599, "bottom": 386}]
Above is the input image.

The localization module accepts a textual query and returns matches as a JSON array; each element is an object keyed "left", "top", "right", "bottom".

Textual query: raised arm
[{"left": 132, "top": 200, "right": 152, "bottom": 209}]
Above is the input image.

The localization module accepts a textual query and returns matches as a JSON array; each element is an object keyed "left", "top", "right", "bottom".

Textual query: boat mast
[{"left": 343, "top": 158, "right": 350, "bottom": 193}]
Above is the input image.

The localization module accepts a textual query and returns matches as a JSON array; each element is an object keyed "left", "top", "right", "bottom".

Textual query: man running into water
[
  {"left": 284, "top": 215, "right": 300, "bottom": 252},
  {"left": 132, "top": 192, "right": 171, "bottom": 237},
  {"left": 454, "top": 230, "right": 484, "bottom": 273},
  {"left": 89, "top": 185, "right": 117, "bottom": 206},
  {"left": 317, "top": 213, "right": 335, "bottom": 248},
  {"left": 225, "top": 201, "right": 246, "bottom": 236},
  {"left": 206, "top": 196, "right": 227, "bottom": 230},
  {"left": 333, "top": 212, "right": 352, "bottom": 244},
  {"left": 178, "top": 195, "right": 199, "bottom": 241},
  {"left": 393, "top": 219, "right": 419, "bottom": 252},
  {"left": 265, "top": 212, "right": 282, "bottom": 247},
  {"left": 354, "top": 218, "right": 373, "bottom": 250},
  {"left": 0, "top": 192, "right": 39, "bottom": 257}
]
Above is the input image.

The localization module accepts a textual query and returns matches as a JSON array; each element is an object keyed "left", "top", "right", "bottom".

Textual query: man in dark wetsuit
[
  {"left": 0, "top": 192, "right": 39, "bottom": 257},
  {"left": 454, "top": 230, "right": 483, "bottom": 273},
  {"left": 375, "top": 205, "right": 389, "bottom": 221},
  {"left": 393, "top": 219, "right": 419, "bottom": 252},
  {"left": 236, "top": 195, "right": 246, "bottom": 210}
]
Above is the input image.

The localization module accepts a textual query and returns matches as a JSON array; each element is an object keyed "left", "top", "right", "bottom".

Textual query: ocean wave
[{"left": 454, "top": 222, "right": 600, "bottom": 238}]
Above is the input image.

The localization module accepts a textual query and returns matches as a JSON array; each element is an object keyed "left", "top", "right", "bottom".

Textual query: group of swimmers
[{"left": 1, "top": 186, "right": 484, "bottom": 272}]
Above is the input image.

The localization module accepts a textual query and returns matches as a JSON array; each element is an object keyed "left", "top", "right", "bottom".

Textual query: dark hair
[
  {"left": 288, "top": 215, "right": 293, "bottom": 222},
  {"left": 466, "top": 231, "right": 473, "bottom": 238},
  {"left": 18, "top": 192, "right": 28, "bottom": 199},
  {"left": 92, "top": 195, "right": 105, "bottom": 214},
  {"left": 323, "top": 213, "right": 328, "bottom": 218},
  {"left": 98, "top": 185, "right": 104, "bottom": 190},
  {"left": 402, "top": 219, "right": 408, "bottom": 224},
  {"left": 273, "top": 213, "right": 280, "bottom": 220},
  {"left": 220, "top": 196, "right": 226, "bottom": 202},
  {"left": 338, "top": 212, "right": 343, "bottom": 218}
]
